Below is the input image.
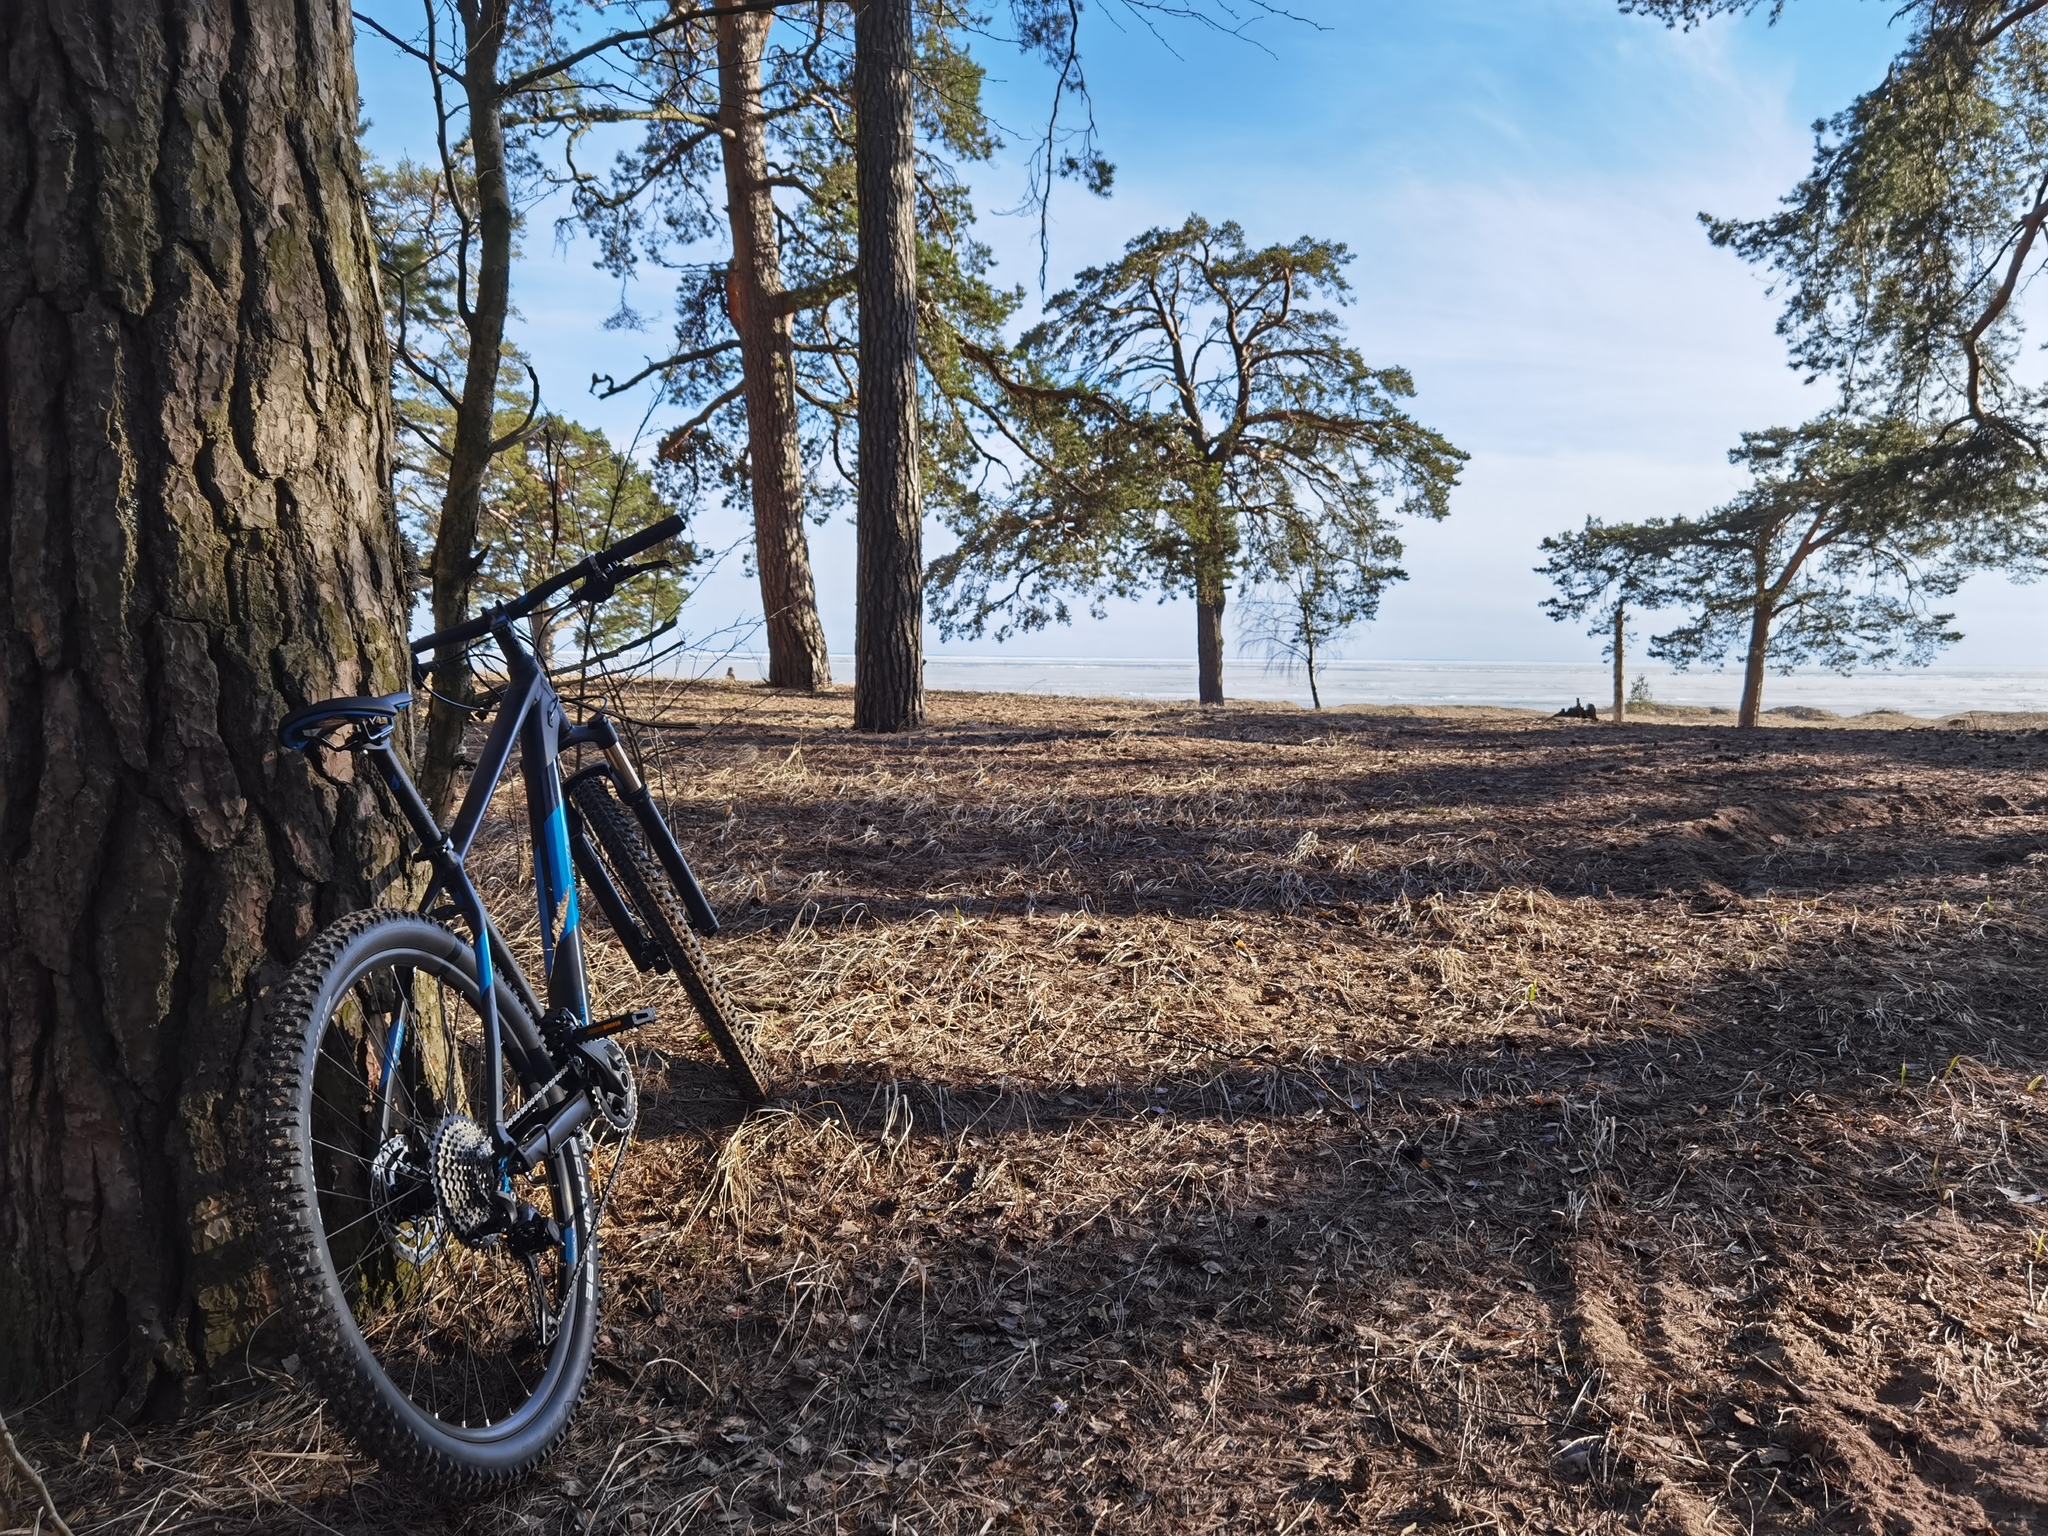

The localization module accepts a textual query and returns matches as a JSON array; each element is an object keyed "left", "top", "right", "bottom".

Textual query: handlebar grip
[{"left": 601, "top": 512, "right": 686, "bottom": 564}]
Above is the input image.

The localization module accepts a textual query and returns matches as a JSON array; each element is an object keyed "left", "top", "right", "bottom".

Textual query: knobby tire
[
  {"left": 256, "top": 909, "right": 599, "bottom": 1495},
  {"left": 568, "top": 775, "right": 771, "bottom": 1102}
]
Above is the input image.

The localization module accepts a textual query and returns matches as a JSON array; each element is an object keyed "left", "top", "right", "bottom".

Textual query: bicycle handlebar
[{"left": 411, "top": 514, "right": 686, "bottom": 660}]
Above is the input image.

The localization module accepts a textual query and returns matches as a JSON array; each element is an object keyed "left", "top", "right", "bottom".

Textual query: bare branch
[
  {"left": 592, "top": 339, "right": 744, "bottom": 398},
  {"left": 353, "top": 9, "right": 464, "bottom": 83},
  {"left": 489, "top": 359, "right": 546, "bottom": 453},
  {"left": 495, "top": 0, "right": 815, "bottom": 102},
  {"left": 656, "top": 382, "right": 748, "bottom": 450}
]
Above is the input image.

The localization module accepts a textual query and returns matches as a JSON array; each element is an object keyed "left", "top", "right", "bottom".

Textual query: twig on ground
[{"left": 0, "top": 1407, "right": 75, "bottom": 1536}]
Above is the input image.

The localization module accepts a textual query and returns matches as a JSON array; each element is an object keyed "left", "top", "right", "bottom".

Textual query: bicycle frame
[{"left": 353, "top": 616, "right": 647, "bottom": 1165}]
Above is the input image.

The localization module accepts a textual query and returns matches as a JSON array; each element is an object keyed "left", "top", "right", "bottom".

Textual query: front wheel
[
  {"left": 568, "top": 773, "right": 771, "bottom": 1101},
  {"left": 256, "top": 909, "right": 599, "bottom": 1494}
]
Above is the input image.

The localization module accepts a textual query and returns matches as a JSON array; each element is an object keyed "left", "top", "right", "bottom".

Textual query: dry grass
[{"left": 11, "top": 686, "right": 2048, "bottom": 1535}]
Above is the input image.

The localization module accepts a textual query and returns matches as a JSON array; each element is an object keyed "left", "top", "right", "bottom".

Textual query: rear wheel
[
  {"left": 257, "top": 909, "right": 599, "bottom": 1494},
  {"left": 568, "top": 774, "right": 771, "bottom": 1101}
]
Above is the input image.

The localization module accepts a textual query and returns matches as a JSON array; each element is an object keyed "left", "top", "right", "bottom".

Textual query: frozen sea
[{"left": 677, "top": 653, "right": 2048, "bottom": 717}]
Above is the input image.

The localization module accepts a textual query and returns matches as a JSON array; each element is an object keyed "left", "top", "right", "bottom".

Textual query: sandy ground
[{"left": 13, "top": 686, "right": 2048, "bottom": 1535}]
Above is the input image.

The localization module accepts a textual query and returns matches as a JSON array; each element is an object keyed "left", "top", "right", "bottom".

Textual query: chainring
[
  {"left": 586, "top": 1038, "right": 638, "bottom": 1136},
  {"left": 541, "top": 1006, "right": 638, "bottom": 1138}
]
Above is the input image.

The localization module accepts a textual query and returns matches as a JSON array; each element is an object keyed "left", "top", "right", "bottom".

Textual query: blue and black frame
[{"left": 277, "top": 515, "right": 719, "bottom": 1169}]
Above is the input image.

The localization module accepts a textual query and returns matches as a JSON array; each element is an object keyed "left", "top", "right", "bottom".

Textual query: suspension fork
[{"left": 564, "top": 712, "right": 721, "bottom": 937}]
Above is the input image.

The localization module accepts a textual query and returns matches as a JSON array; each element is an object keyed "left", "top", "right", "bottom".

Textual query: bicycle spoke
[
  {"left": 310, "top": 1136, "right": 377, "bottom": 1167},
  {"left": 262, "top": 532, "right": 701, "bottom": 1482},
  {"left": 296, "top": 943, "right": 576, "bottom": 1431},
  {"left": 314, "top": 1202, "right": 390, "bottom": 1251}
]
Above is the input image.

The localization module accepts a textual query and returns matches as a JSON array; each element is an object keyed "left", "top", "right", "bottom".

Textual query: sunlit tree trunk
[
  {"left": 0, "top": 0, "right": 410, "bottom": 1418},
  {"left": 853, "top": 0, "right": 925, "bottom": 732},
  {"left": 717, "top": 0, "right": 831, "bottom": 691},
  {"left": 1195, "top": 579, "right": 1226, "bottom": 705}
]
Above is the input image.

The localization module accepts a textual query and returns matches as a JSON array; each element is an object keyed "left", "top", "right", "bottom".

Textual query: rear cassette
[{"left": 430, "top": 1114, "right": 501, "bottom": 1243}]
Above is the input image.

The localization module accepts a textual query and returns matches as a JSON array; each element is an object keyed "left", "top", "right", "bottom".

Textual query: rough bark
[
  {"left": 0, "top": 0, "right": 410, "bottom": 1418},
  {"left": 1612, "top": 604, "right": 1625, "bottom": 724},
  {"left": 419, "top": 0, "right": 515, "bottom": 820},
  {"left": 717, "top": 2, "right": 831, "bottom": 692},
  {"left": 852, "top": 0, "right": 924, "bottom": 733}
]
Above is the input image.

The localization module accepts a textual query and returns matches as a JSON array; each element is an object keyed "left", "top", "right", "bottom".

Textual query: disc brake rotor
[{"left": 369, "top": 1135, "right": 443, "bottom": 1265}]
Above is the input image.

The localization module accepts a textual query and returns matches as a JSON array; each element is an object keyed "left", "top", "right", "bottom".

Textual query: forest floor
[{"left": 14, "top": 687, "right": 2048, "bottom": 1535}]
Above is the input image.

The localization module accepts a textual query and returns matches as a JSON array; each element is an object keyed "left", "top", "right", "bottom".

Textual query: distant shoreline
[
  {"left": 1318, "top": 700, "right": 2048, "bottom": 729},
  {"left": 667, "top": 675, "right": 2048, "bottom": 730},
  {"left": 654, "top": 651, "right": 2048, "bottom": 719}
]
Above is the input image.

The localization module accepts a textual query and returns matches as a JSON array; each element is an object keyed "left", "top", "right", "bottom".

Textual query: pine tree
[
  {"left": 931, "top": 217, "right": 1464, "bottom": 704},
  {"left": 1, "top": 0, "right": 412, "bottom": 1415}
]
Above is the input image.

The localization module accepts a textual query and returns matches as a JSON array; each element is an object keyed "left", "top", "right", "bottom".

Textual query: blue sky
[{"left": 355, "top": 0, "right": 2044, "bottom": 677}]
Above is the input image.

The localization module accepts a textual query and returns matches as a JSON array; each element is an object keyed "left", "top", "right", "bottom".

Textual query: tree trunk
[
  {"left": 1196, "top": 584, "right": 1226, "bottom": 705},
  {"left": 0, "top": 0, "right": 411, "bottom": 1419},
  {"left": 1303, "top": 612, "right": 1321, "bottom": 711},
  {"left": 420, "top": 0, "right": 515, "bottom": 819},
  {"left": 718, "top": 2, "right": 831, "bottom": 692},
  {"left": 852, "top": 0, "right": 924, "bottom": 733},
  {"left": 1189, "top": 479, "right": 1232, "bottom": 705},
  {"left": 1612, "top": 604, "right": 1625, "bottom": 724},
  {"left": 1738, "top": 543, "right": 1771, "bottom": 729}
]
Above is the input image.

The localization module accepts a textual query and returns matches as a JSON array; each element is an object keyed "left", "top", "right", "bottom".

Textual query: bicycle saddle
[{"left": 279, "top": 691, "right": 413, "bottom": 751}]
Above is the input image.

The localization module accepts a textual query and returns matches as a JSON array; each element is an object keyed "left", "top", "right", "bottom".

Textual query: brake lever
[{"left": 571, "top": 557, "right": 670, "bottom": 607}]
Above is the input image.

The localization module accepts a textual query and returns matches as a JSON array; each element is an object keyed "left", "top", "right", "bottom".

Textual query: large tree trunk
[
  {"left": 718, "top": 1, "right": 831, "bottom": 692},
  {"left": 1612, "top": 604, "right": 1626, "bottom": 723},
  {"left": 420, "top": 0, "right": 514, "bottom": 819},
  {"left": 852, "top": 0, "right": 924, "bottom": 733},
  {"left": 0, "top": 0, "right": 411, "bottom": 1419}
]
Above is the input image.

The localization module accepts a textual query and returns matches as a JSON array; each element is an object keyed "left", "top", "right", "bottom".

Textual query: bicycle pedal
[{"left": 572, "top": 1007, "right": 656, "bottom": 1043}]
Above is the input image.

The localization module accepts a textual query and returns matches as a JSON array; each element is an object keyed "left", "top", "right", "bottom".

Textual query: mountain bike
[{"left": 256, "top": 515, "right": 766, "bottom": 1493}]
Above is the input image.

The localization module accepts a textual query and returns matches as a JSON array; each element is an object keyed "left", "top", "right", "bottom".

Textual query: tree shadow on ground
[
  {"left": 23, "top": 707, "right": 2048, "bottom": 1534},
  {"left": 33, "top": 876, "right": 2039, "bottom": 1534},
  {"left": 594, "top": 886, "right": 2048, "bottom": 1535},
  {"left": 674, "top": 714, "right": 2048, "bottom": 932}
]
